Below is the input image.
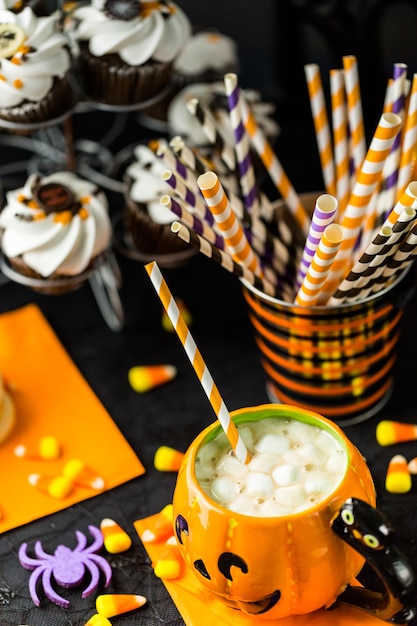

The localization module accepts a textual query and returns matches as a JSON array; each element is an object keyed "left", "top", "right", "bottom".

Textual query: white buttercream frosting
[
  {"left": 72, "top": 0, "right": 191, "bottom": 66},
  {"left": 0, "top": 172, "right": 111, "bottom": 277},
  {"left": 167, "top": 82, "right": 280, "bottom": 147},
  {"left": 0, "top": 7, "right": 71, "bottom": 108},
  {"left": 126, "top": 142, "right": 176, "bottom": 224},
  {"left": 174, "top": 30, "right": 239, "bottom": 77}
]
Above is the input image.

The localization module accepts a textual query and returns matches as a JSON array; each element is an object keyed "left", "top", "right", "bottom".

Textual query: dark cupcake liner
[
  {"left": 77, "top": 45, "right": 173, "bottom": 106},
  {"left": 124, "top": 187, "right": 191, "bottom": 256},
  {"left": 0, "top": 74, "right": 74, "bottom": 125}
]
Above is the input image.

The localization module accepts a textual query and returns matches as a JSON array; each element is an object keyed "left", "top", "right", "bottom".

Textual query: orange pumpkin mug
[{"left": 173, "top": 404, "right": 416, "bottom": 622}]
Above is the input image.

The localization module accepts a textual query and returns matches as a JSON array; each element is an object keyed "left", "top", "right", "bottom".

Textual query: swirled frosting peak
[
  {"left": 72, "top": 0, "right": 191, "bottom": 66},
  {"left": 0, "top": 7, "right": 71, "bottom": 107},
  {"left": 0, "top": 172, "right": 111, "bottom": 277}
]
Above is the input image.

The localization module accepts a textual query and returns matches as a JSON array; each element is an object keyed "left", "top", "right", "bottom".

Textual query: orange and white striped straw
[
  {"left": 145, "top": 261, "right": 251, "bottom": 465},
  {"left": 197, "top": 171, "right": 262, "bottom": 276},
  {"left": 318, "top": 112, "right": 402, "bottom": 301},
  {"left": 238, "top": 90, "right": 310, "bottom": 235},
  {"left": 294, "top": 224, "right": 343, "bottom": 306},
  {"left": 343, "top": 55, "right": 367, "bottom": 179},
  {"left": 304, "top": 63, "right": 336, "bottom": 197},
  {"left": 397, "top": 73, "right": 417, "bottom": 201},
  {"left": 330, "top": 68, "right": 350, "bottom": 219}
]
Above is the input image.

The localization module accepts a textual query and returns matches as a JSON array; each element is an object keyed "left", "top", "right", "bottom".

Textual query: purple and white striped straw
[
  {"left": 224, "top": 73, "right": 259, "bottom": 214},
  {"left": 295, "top": 194, "right": 338, "bottom": 289}
]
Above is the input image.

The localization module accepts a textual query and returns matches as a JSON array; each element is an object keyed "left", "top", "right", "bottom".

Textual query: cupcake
[
  {"left": 0, "top": 373, "right": 15, "bottom": 445},
  {"left": 123, "top": 141, "right": 194, "bottom": 264},
  {"left": 70, "top": 0, "right": 191, "bottom": 107},
  {"left": 139, "top": 27, "right": 240, "bottom": 128},
  {"left": 0, "top": 8, "right": 74, "bottom": 125},
  {"left": 0, "top": 171, "right": 112, "bottom": 293}
]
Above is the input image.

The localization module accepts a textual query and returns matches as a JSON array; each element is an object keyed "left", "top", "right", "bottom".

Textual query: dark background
[{"left": 2, "top": 1, "right": 417, "bottom": 624}]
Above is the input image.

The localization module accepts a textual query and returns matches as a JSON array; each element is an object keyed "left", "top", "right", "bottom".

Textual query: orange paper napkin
[
  {"left": 134, "top": 513, "right": 386, "bottom": 626},
  {"left": 0, "top": 303, "right": 145, "bottom": 533}
]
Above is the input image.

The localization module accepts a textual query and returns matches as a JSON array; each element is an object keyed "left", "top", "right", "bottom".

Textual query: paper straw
[
  {"left": 295, "top": 193, "right": 338, "bottom": 289},
  {"left": 375, "top": 63, "right": 408, "bottom": 221},
  {"left": 160, "top": 195, "right": 224, "bottom": 250},
  {"left": 145, "top": 261, "right": 251, "bottom": 464},
  {"left": 197, "top": 171, "right": 263, "bottom": 276},
  {"left": 382, "top": 220, "right": 417, "bottom": 281},
  {"left": 383, "top": 78, "right": 394, "bottom": 113},
  {"left": 304, "top": 63, "right": 336, "bottom": 196},
  {"left": 186, "top": 97, "right": 236, "bottom": 171},
  {"left": 156, "top": 141, "right": 200, "bottom": 191},
  {"left": 330, "top": 201, "right": 417, "bottom": 302},
  {"left": 342, "top": 55, "right": 367, "bottom": 178},
  {"left": 239, "top": 91, "right": 310, "bottom": 235},
  {"left": 224, "top": 73, "right": 259, "bottom": 214},
  {"left": 295, "top": 224, "right": 344, "bottom": 306},
  {"left": 397, "top": 74, "right": 417, "bottom": 201},
  {"left": 329, "top": 181, "right": 417, "bottom": 304},
  {"left": 319, "top": 112, "right": 403, "bottom": 300},
  {"left": 169, "top": 135, "right": 209, "bottom": 176},
  {"left": 161, "top": 169, "right": 208, "bottom": 217},
  {"left": 330, "top": 68, "right": 350, "bottom": 219},
  {"left": 170, "top": 221, "right": 286, "bottom": 300}
]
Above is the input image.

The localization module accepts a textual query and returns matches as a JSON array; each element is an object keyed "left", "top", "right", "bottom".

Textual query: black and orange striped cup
[{"left": 242, "top": 196, "right": 415, "bottom": 425}]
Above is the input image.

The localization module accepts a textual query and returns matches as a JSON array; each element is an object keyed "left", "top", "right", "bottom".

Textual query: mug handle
[{"left": 331, "top": 497, "right": 416, "bottom": 624}]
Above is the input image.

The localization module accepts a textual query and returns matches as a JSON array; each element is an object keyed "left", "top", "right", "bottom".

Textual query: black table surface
[{"left": 1, "top": 108, "right": 417, "bottom": 626}]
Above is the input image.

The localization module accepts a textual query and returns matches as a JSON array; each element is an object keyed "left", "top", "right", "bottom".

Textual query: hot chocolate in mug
[{"left": 172, "top": 404, "right": 416, "bottom": 622}]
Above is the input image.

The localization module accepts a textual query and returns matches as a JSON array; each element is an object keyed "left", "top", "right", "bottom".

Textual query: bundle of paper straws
[{"left": 151, "top": 61, "right": 417, "bottom": 306}]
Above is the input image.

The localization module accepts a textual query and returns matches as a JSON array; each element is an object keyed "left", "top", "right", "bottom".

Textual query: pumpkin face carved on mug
[{"left": 172, "top": 405, "right": 416, "bottom": 622}]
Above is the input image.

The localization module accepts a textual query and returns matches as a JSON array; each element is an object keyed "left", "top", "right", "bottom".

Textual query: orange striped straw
[
  {"left": 238, "top": 90, "right": 310, "bottom": 235},
  {"left": 397, "top": 73, "right": 417, "bottom": 201},
  {"left": 145, "top": 261, "right": 251, "bottom": 465},
  {"left": 319, "top": 112, "right": 402, "bottom": 300},
  {"left": 304, "top": 63, "right": 336, "bottom": 196},
  {"left": 343, "top": 55, "right": 367, "bottom": 179},
  {"left": 330, "top": 69, "right": 350, "bottom": 219},
  {"left": 294, "top": 224, "right": 343, "bottom": 306},
  {"left": 197, "top": 171, "right": 262, "bottom": 276}
]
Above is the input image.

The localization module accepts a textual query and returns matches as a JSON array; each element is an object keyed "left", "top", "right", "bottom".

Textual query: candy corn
[
  {"left": 100, "top": 518, "right": 132, "bottom": 554},
  {"left": 138, "top": 504, "right": 174, "bottom": 543},
  {"left": 128, "top": 365, "right": 177, "bottom": 393},
  {"left": 96, "top": 593, "right": 147, "bottom": 617},
  {"left": 385, "top": 455, "right": 412, "bottom": 493},
  {"left": 153, "top": 536, "right": 182, "bottom": 580},
  {"left": 62, "top": 459, "right": 105, "bottom": 491},
  {"left": 162, "top": 298, "right": 192, "bottom": 332},
  {"left": 84, "top": 614, "right": 112, "bottom": 626},
  {"left": 376, "top": 420, "right": 417, "bottom": 446},
  {"left": 14, "top": 435, "right": 61, "bottom": 460},
  {"left": 154, "top": 446, "right": 184, "bottom": 472},
  {"left": 28, "top": 473, "right": 73, "bottom": 499},
  {"left": 408, "top": 457, "right": 417, "bottom": 474}
]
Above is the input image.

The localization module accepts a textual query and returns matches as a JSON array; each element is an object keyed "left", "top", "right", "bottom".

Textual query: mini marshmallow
[
  {"left": 314, "top": 430, "right": 342, "bottom": 456},
  {"left": 196, "top": 441, "right": 222, "bottom": 465},
  {"left": 210, "top": 476, "right": 237, "bottom": 503},
  {"left": 283, "top": 420, "right": 319, "bottom": 444},
  {"left": 274, "top": 485, "right": 306, "bottom": 509},
  {"left": 272, "top": 464, "right": 299, "bottom": 486},
  {"left": 237, "top": 425, "right": 255, "bottom": 450},
  {"left": 255, "top": 433, "right": 290, "bottom": 454},
  {"left": 326, "top": 451, "right": 346, "bottom": 474},
  {"left": 218, "top": 454, "right": 248, "bottom": 480},
  {"left": 249, "top": 452, "right": 281, "bottom": 473},
  {"left": 245, "top": 472, "right": 274, "bottom": 498},
  {"left": 297, "top": 442, "right": 326, "bottom": 465}
]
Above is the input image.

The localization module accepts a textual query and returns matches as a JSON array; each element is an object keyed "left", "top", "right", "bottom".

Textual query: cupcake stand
[{"left": 0, "top": 83, "right": 178, "bottom": 332}]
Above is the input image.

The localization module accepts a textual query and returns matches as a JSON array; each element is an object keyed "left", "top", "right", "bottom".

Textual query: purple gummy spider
[{"left": 18, "top": 524, "right": 112, "bottom": 608}]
